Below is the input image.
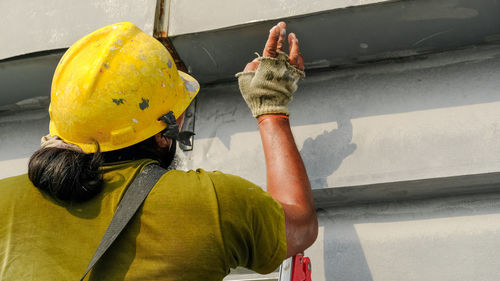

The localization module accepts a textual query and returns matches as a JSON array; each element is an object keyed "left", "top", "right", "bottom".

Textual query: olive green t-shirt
[{"left": 0, "top": 159, "right": 286, "bottom": 280}]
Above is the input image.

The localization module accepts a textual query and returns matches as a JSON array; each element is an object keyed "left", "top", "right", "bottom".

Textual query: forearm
[
  {"left": 258, "top": 116, "right": 312, "bottom": 206},
  {"left": 258, "top": 115, "right": 317, "bottom": 255}
]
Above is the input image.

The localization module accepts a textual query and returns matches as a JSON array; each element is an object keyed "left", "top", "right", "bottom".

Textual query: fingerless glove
[{"left": 235, "top": 51, "right": 305, "bottom": 117}]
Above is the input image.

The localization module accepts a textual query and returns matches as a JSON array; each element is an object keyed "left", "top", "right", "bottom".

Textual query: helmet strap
[{"left": 158, "top": 111, "right": 195, "bottom": 147}]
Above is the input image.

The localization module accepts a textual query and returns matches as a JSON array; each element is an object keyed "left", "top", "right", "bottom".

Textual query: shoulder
[
  {"left": 200, "top": 170, "right": 282, "bottom": 216},
  {"left": 198, "top": 169, "right": 261, "bottom": 191},
  {"left": 0, "top": 174, "right": 38, "bottom": 208},
  {"left": 157, "top": 168, "right": 257, "bottom": 189},
  {"left": 0, "top": 173, "right": 31, "bottom": 183},
  {"left": 196, "top": 169, "right": 268, "bottom": 200},
  {"left": 155, "top": 168, "right": 275, "bottom": 208},
  {"left": 0, "top": 174, "right": 33, "bottom": 193}
]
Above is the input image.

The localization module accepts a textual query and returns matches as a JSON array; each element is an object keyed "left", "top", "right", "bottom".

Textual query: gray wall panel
[
  {"left": 0, "top": 0, "right": 157, "bottom": 59},
  {"left": 171, "top": 0, "right": 500, "bottom": 84},
  {"left": 168, "top": 0, "right": 390, "bottom": 36},
  {"left": 306, "top": 192, "right": 500, "bottom": 281},
  {"left": 187, "top": 44, "right": 500, "bottom": 197}
]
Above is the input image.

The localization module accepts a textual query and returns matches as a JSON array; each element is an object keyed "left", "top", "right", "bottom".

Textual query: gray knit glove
[{"left": 235, "top": 51, "right": 305, "bottom": 117}]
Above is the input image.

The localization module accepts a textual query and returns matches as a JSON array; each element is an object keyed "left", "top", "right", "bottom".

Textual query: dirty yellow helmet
[{"left": 49, "top": 22, "right": 199, "bottom": 153}]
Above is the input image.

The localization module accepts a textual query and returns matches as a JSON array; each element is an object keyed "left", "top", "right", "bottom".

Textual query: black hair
[
  {"left": 28, "top": 136, "right": 176, "bottom": 203},
  {"left": 28, "top": 146, "right": 104, "bottom": 202}
]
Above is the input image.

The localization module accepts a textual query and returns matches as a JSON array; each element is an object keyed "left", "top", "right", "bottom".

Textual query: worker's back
[{"left": 0, "top": 159, "right": 286, "bottom": 280}]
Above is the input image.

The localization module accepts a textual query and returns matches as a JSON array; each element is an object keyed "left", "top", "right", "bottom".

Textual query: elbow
[
  {"left": 284, "top": 205, "right": 319, "bottom": 256},
  {"left": 303, "top": 212, "right": 319, "bottom": 250},
  {"left": 310, "top": 214, "right": 319, "bottom": 246}
]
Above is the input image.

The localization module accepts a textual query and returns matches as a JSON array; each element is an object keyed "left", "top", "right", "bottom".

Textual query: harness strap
[{"left": 79, "top": 164, "right": 167, "bottom": 281}]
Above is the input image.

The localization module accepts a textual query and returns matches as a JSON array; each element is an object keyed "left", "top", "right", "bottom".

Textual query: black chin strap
[{"left": 158, "top": 111, "right": 195, "bottom": 147}]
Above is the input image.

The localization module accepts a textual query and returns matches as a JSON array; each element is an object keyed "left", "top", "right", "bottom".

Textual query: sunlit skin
[{"left": 243, "top": 22, "right": 318, "bottom": 257}]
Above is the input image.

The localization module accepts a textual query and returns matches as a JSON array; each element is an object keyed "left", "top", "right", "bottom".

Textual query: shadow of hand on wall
[
  {"left": 300, "top": 119, "right": 357, "bottom": 189},
  {"left": 299, "top": 119, "right": 373, "bottom": 280}
]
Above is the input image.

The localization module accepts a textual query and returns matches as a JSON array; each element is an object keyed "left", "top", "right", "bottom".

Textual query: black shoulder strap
[{"left": 79, "top": 164, "right": 167, "bottom": 281}]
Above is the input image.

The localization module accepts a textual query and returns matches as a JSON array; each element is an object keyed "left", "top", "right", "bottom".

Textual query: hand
[
  {"left": 243, "top": 22, "right": 304, "bottom": 72},
  {"left": 235, "top": 22, "right": 305, "bottom": 118}
]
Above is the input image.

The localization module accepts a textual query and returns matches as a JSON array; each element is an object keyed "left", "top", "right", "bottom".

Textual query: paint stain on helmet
[
  {"left": 113, "top": 98, "right": 125, "bottom": 105},
  {"left": 167, "top": 59, "right": 173, "bottom": 68},
  {"left": 139, "top": 98, "right": 149, "bottom": 110}
]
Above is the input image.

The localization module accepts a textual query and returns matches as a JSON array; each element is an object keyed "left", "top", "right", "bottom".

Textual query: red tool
[{"left": 278, "top": 253, "right": 312, "bottom": 281}]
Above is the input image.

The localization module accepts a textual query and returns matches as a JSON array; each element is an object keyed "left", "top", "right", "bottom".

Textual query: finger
[
  {"left": 288, "top": 33, "right": 300, "bottom": 68},
  {"left": 297, "top": 53, "right": 305, "bottom": 71},
  {"left": 289, "top": 33, "right": 305, "bottom": 70},
  {"left": 276, "top": 22, "right": 287, "bottom": 53},
  {"left": 263, "top": 23, "right": 283, "bottom": 57},
  {"left": 243, "top": 59, "right": 260, "bottom": 72}
]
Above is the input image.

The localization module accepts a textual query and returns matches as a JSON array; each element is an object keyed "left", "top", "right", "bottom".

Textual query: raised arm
[{"left": 236, "top": 22, "right": 318, "bottom": 257}]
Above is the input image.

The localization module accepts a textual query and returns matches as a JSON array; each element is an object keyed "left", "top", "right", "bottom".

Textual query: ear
[
  {"left": 154, "top": 132, "right": 171, "bottom": 148},
  {"left": 176, "top": 112, "right": 186, "bottom": 131}
]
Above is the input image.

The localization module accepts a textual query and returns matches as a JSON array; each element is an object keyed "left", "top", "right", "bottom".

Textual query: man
[{"left": 0, "top": 21, "right": 317, "bottom": 280}]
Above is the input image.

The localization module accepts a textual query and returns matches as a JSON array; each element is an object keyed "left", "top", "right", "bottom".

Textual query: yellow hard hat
[{"left": 49, "top": 22, "right": 199, "bottom": 153}]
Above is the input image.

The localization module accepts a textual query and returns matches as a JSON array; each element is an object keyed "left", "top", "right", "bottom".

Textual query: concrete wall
[
  {"left": 186, "top": 44, "right": 500, "bottom": 196},
  {"left": 306, "top": 191, "right": 500, "bottom": 281},
  {"left": 0, "top": 0, "right": 158, "bottom": 107},
  {"left": 0, "top": 0, "right": 157, "bottom": 59},
  {"left": 168, "top": 0, "right": 390, "bottom": 36},
  {"left": 0, "top": 53, "right": 61, "bottom": 108},
  {"left": 0, "top": 109, "right": 48, "bottom": 178},
  {"left": 171, "top": 0, "right": 500, "bottom": 84}
]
